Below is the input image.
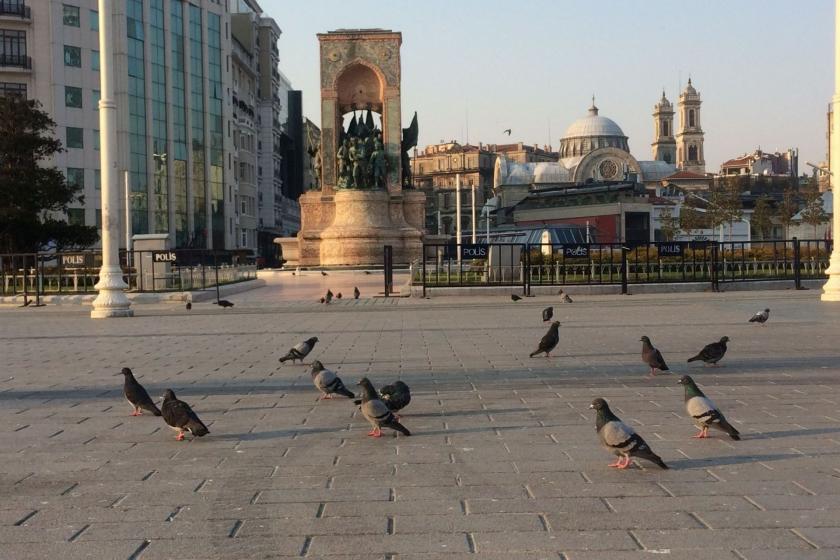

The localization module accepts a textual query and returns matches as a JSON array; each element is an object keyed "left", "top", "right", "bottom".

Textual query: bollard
[
  {"left": 383, "top": 245, "right": 393, "bottom": 297},
  {"left": 620, "top": 246, "right": 629, "bottom": 295},
  {"left": 793, "top": 237, "right": 803, "bottom": 290}
]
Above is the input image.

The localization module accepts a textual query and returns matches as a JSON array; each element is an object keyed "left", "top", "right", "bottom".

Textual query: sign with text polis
[
  {"left": 152, "top": 251, "right": 178, "bottom": 263},
  {"left": 460, "top": 244, "right": 488, "bottom": 260},
  {"left": 563, "top": 244, "right": 589, "bottom": 258},
  {"left": 657, "top": 242, "right": 684, "bottom": 257},
  {"left": 61, "top": 253, "right": 93, "bottom": 267}
]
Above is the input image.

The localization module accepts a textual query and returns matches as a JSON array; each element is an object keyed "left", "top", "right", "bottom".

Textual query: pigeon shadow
[
  {"left": 666, "top": 453, "right": 806, "bottom": 469},
  {"left": 742, "top": 427, "right": 840, "bottom": 441},
  {"left": 408, "top": 408, "right": 531, "bottom": 418},
  {"left": 212, "top": 426, "right": 343, "bottom": 441}
]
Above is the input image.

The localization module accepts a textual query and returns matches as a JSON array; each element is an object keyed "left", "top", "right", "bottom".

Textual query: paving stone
[
  {"left": 632, "top": 528, "right": 811, "bottom": 550},
  {"left": 473, "top": 530, "right": 639, "bottom": 552}
]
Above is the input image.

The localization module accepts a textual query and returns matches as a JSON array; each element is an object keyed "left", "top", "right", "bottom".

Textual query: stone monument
[{"left": 280, "top": 29, "right": 425, "bottom": 267}]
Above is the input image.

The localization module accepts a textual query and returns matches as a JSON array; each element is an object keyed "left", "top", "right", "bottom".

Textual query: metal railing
[
  {"left": 418, "top": 239, "right": 832, "bottom": 295},
  {"left": 0, "top": 2, "right": 30, "bottom": 18},
  {"left": 1, "top": 249, "right": 257, "bottom": 298},
  {"left": 0, "top": 53, "right": 31, "bottom": 68}
]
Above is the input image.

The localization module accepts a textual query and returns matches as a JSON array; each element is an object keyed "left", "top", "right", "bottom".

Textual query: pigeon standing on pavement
[
  {"left": 278, "top": 337, "right": 319, "bottom": 364},
  {"left": 558, "top": 289, "right": 573, "bottom": 303},
  {"left": 353, "top": 286, "right": 360, "bottom": 299},
  {"left": 357, "top": 378, "right": 410, "bottom": 437},
  {"left": 325, "top": 290, "right": 333, "bottom": 304},
  {"left": 161, "top": 389, "right": 209, "bottom": 441},
  {"left": 530, "top": 321, "right": 560, "bottom": 358},
  {"left": 749, "top": 308, "right": 770, "bottom": 324},
  {"left": 310, "top": 360, "right": 355, "bottom": 400},
  {"left": 678, "top": 375, "right": 740, "bottom": 440},
  {"left": 378, "top": 381, "right": 411, "bottom": 418},
  {"left": 118, "top": 367, "right": 161, "bottom": 416},
  {"left": 511, "top": 294, "right": 522, "bottom": 302},
  {"left": 215, "top": 299, "right": 234, "bottom": 308},
  {"left": 336, "top": 292, "right": 342, "bottom": 299},
  {"left": 542, "top": 306, "right": 554, "bottom": 322},
  {"left": 687, "top": 336, "right": 729, "bottom": 367},
  {"left": 589, "top": 398, "right": 668, "bottom": 470},
  {"left": 185, "top": 301, "right": 192, "bottom": 311},
  {"left": 319, "top": 297, "right": 326, "bottom": 304},
  {"left": 321, "top": 270, "right": 328, "bottom": 276},
  {"left": 641, "top": 335, "right": 670, "bottom": 377}
]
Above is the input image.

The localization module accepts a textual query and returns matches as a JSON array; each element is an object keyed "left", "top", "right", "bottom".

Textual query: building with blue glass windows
[{"left": 0, "top": 0, "right": 303, "bottom": 254}]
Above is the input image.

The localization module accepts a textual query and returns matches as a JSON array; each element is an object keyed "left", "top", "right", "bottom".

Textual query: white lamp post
[
  {"left": 91, "top": 0, "right": 133, "bottom": 318},
  {"left": 455, "top": 173, "right": 462, "bottom": 262},
  {"left": 823, "top": 0, "right": 840, "bottom": 301}
]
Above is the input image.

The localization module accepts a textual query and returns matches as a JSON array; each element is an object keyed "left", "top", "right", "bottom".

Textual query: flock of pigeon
[
  {"left": 320, "top": 286, "right": 361, "bottom": 304},
  {"left": 121, "top": 295, "right": 772, "bottom": 471}
]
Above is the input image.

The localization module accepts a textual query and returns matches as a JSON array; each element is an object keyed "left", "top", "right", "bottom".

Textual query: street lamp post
[
  {"left": 91, "top": 0, "right": 132, "bottom": 318},
  {"left": 823, "top": 0, "right": 840, "bottom": 301}
]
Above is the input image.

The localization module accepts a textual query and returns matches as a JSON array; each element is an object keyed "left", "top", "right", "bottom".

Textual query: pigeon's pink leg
[
  {"left": 131, "top": 409, "right": 140, "bottom": 416},
  {"left": 616, "top": 456, "right": 632, "bottom": 469},
  {"left": 367, "top": 427, "right": 382, "bottom": 438},
  {"left": 545, "top": 352, "right": 551, "bottom": 358},
  {"left": 692, "top": 428, "right": 709, "bottom": 439},
  {"left": 319, "top": 393, "right": 332, "bottom": 400},
  {"left": 175, "top": 431, "right": 185, "bottom": 441},
  {"left": 394, "top": 414, "right": 401, "bottom": 420},
  {"left": 608, "top": 459, "right": 623, "bottom": 467}
]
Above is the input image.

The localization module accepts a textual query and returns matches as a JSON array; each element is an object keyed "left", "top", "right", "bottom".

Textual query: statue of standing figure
[
  {"left": 336, "top": 138, "right": 351, "bottom": 188},
  {"left": 350, "top": 138, "right": 367, "bottom": 189},
  {"left": 370, "top": 138, "right": 387, "bottom": 189}
]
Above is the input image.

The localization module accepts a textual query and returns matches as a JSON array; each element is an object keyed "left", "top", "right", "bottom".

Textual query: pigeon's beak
[{"left": 114, "top": 372, "right": 123, "bottom": 376}]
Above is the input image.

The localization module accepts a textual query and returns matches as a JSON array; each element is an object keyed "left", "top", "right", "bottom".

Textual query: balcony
[
  {"left": 0, "top": 53, "right": 31, "bottom": 71},
  {"left": 0, "top": 2, "right": 31, "bottom": 20}
]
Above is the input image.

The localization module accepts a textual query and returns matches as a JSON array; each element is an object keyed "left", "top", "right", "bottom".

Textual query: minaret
[
  {"left": 651, "top": 90, "right": 676, "bottom": 164},
  {"left": 676, "top": 78, "right": 706, "bottom": 174}
]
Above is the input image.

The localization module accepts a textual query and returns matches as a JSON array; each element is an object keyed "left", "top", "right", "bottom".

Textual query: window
[
  {"left": 94, "top": 169, "right": 101, "bottom": 189},
  {"left": 66, "top": 167, "right": 84, "bottom": 189},
  {"left": 66, "top": 127, "right": 83, "bottom": 149},
  {"left": 90, "top": 10, "right": 99, "bottom": 31},
  {"left": 241, "top": 230, "right": 247, "bottom": 246},
  {"left": 64, "top": 45, "right": 81, "bottom": 67},
  {"left": 95, "top": 209, "right": 102, "bottom": 228},
  {"left": 64, "top": 86, "right": 82, "bottom": 108},
  {"left": 0, "top": 82, "right": 26, "bottom": 97},
  {"left": 91, "top": 50, "right": 99, "bottom": 71},
  {"left": 689, "top": 109, "right": 695, "bottom": 128},
  {"left": 92, "top": 89, "right": 100, "bottom": 110},
  {"left": 63, "top": 4, "right": 80, "bottom": 26},
  {"left": 240, "top": 199, "right": 246, "bottom": 214},
  {"left": 0, "top": 30, "right": 27, "bottom": 66},
  {"left": 67, "top": 208, "right": 85, "bottom": 226},
  {"left": 93, "top": 129, "right": 100, "bottom": 150},
  {"left": 688, "top": 145, "right": 698, "bottom": 162}
]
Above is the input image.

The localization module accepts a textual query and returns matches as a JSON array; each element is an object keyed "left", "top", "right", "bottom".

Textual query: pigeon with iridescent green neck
[
  {"left": 678, "top": 375, "right": 740, "bottom": 440},
  {"left": 589, "top": 398, "right": 668, "bottom": 470}
]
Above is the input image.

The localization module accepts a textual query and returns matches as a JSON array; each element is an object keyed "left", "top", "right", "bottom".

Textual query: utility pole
[{"left": 823, "top": 0, "right": 840, "bottom": 301}]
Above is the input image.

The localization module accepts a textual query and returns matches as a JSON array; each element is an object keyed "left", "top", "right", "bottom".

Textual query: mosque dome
[{"left": 558, "top": 102, "right": 629, "bottom": 162}]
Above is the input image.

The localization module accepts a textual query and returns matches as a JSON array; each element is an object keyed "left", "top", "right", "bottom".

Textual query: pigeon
[
  {"left": 678, "top": 376, "right": 740, "bottom": 440},
  {"left": 640, "top": 336, "right": 669, "bottom": 377},
  {"left": 511, "top": 294, "right": 522, "bottom": 302},
  {"left": 279, "top": 337, "right": 319, "bottom": 364},
  {"left": 357, "top": 378, "right": 410, "bottom": 437},
  {"left": 353, "top": 286, "right": 360, "bottom": 299},
  {"left": 161, "top": 389, "right": 209, "bottom": 441},
  {"left": 749, "top": 308, "right": 770, "bottom": 324},
  {"left": 530, "top": 321, "right": 560, "bottom": 358},
  {"left": 542, "top": 306, "right": 554, "bottom": 322},
  {"left": 363, "top": 270, "right": 371, "bottom": 275},
  {"left": 185, "top": 301, "right": 192, "bottom": 311},
  {"left": 562, "top": 293, "right": 573, "bottom": 304},
  {"left": 336, "top": 292, "right": 342, "bottom": 299},
  {"left": 325, "top": 290, "right": 333, "bottom": 304},
  {"left": 321, "top": 270, "right": 328, "bottom": 276},
  {"left": 215, "top": 300, "right": 234, "bottom": 308},
  {"left": 503, "top": 128, "right": 512, "bottom": 135},
  {"left": 118, "top": 368, "right": 161, "bottom": 417},
  {"left": 319, "top": 297, "right": 326, "bottom": 304},
  {"left": 291, "top": 271, "right": 296, "bottom": 276},
  {"left": 310, "top": 360, "right": 354, "bottom": 400},
  {"left": 589, "top": 398, "right": 668, "bottom": 469},
  {"left": 378, "top": 381, "right": 411, "bottom": 417},
  {"left": 687, "top": 336, "right": 729, "bottom": 367}
]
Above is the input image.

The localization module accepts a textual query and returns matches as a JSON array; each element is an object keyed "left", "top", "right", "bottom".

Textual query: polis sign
[
  {"left": 563, "top": 244, "right": 589, "bottom": 258},
  {"left": 152, "top": 251, "right": 178, "bottom": 263},
  {"left": 460, "top": 244, "right": 488, "bottom": 260},
  {"left": 657, "top": 242, "right": 684, "bottom": 257}
]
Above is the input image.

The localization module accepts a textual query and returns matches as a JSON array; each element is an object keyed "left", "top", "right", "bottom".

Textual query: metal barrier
[
  {"left": 1, "top": 249, "right": 257, "bottom": 297},
  {"left": 418, "top": 239, "right": 832, "bottom": 293}
]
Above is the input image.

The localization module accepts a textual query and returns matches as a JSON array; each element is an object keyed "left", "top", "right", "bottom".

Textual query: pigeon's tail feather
[
  {"left": 353, "top": 399, "right": 362, "bottom": 405},
  {"left": 687, "top": 354, "right": 702, "bottom": 363},
  {"left": 187, "top": 420, "right": 209, "bottom": 437},
  {"left": 529, "top": 349, "right": 541, "bottom": 358},
  {"left": 637, "top": 449, "right": 669, "bottom": 469},
  {"left": 383, "top": 418, "right": 411, "bottom": 436},
  {"left": 334, "top": 383, "right": 355, "bottom": 399},
  {"left": 278, "top": 353, "right": 293, "bottom": 363},
  {"left": 749, "top": 316, "right": 758, "bottom": 323},
  {"left": 718, "top": 418, "right": 741, "bottom": 440}
]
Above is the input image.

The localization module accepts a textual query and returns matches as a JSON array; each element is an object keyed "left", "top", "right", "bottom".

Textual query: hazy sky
[{"left": 262, "top": 0, "right": 833, "bottom": 171}]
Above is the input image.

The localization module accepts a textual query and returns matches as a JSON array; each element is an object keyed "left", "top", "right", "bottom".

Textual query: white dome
[{"left": 562, "top": 105, "right": 625, "bottom": 139}]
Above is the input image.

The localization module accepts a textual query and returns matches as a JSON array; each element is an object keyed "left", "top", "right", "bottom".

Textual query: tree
[
  {"left": 0, "top": 96, "right": 97, "bottom": 253},
  {"left": 750, "top": 194, "right": 773, "bottom": 240},
  {"left": 800, "top": 188, "right": 828, "bottom": 238},
  {"left": 679, "top": 193, "right": 710, "bottom": 236},
  {"left": 658, "top": 207, "right": 679, "bottom": 241},
  {"left": 707, "top": 179, "right": 743, "bottom": 241},
  {"left": 777, "top": 185, "right": 799, "bottom": 240}
]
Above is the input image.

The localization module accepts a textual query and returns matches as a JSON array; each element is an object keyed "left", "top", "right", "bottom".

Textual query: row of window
[
  {"left": 66, "top": 127, "right": 100, "bottom": 150},
  {"left": 64, "top": 86, "right": 99, "bottom": 109},
  {"left": 64, "top": 45, "right": 99, "bottom": 70},
  {"left": 63, "top": 4, "right": 98, "bottom": 31},
  {"left": 66, "top": 168, "right": 101, "bottom": 190},
  {"left": 67, "top": 208, "right": 101, "bottom": 229},
  {"left": 0, "top": 82, "right": 25, "bottom": 97}
]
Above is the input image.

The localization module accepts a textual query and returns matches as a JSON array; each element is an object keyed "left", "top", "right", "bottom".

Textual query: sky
[{"left": 261, "top": 0, "right": 833, "bottom": 172}]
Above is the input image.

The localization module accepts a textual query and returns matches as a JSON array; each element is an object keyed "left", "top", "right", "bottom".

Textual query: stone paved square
[{"left": 1, "top": 286, "right": 839, "bottom": 559}]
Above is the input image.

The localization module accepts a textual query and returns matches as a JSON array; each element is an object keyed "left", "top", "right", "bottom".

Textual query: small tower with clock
[{"left": 651, "top": 91, "right": 676, "bottom": 165}]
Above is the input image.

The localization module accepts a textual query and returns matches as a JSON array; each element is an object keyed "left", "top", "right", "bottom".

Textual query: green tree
[
  {"left": 0, "top": 96, "right": 97, "bottom": 253},
  {"left": 750, "top": 194, "right": 773, "bottom": 240},
  {"left": 800, "top": 188, "right": 828, "bottom": 238},
  {"left": 777, "top": 186, "right": 799, "bottom": 240},
  {"left": 679, "top": 193, "right": 710, "bottom": 236},
  {"left": 658, "top": 207, "right": 679, "bottom": 241},
  {"left": 707, "top": 179, "right": 743, "bottom": 241}
]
